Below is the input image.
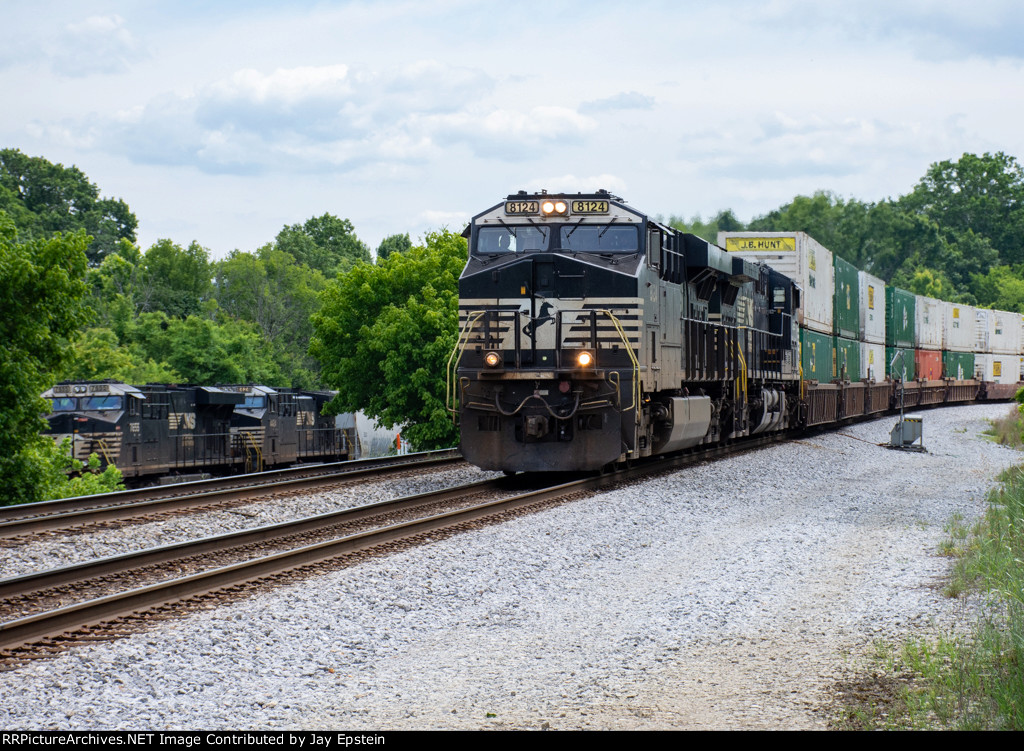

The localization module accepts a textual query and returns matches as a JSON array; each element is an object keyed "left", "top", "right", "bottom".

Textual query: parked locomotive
[
  {"left": 450, "top": 191, "right": 1022, "bottom": 473},
  {"left": 42, "top": 381, "right": 359, "bottom": 481}
]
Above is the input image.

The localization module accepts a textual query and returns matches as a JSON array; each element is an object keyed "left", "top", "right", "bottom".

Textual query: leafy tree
[
  {"left": 35, "top": 439, "right": 124, "bottom": 500},
  {"left": 275, "top": 213, "right": 370, "bottom": 276},
  {"left": 666, "top": 210, "right": 745, "bottom": 242},
  {"left": 0, "top": 148, "right": 137, "bottom": 265},
  {"left": 123, "top": 312, "right": 286, "bottom": 385},
  {"left": 970, "top": 265, "right": 1024, "bottom": 312},
  {"left": 214, "top": 245, "right": 327, "bottom": 387},
  {"left": 60, "top": 327, "right": 181, "bottom": 384},
  {"left": 216, "top": 246, "right": 325, "bottom": 341},
  {"left": 890, "top": 267, "right": 952, "bottom": 300},
  {"left": 901, "top": 152, "right": 1024, "bottom": 264},
  {"left": 311, "top": 229, "right": 467, "bottom": 449},
  {"left": 376, "top": 233, "right": 412, "bottom": 262},
  {"left": 0, "top": 211, "right": 93, "bottom": 504},
  {"left": 140, "top": 239, "right": 213, "bottom": 318}
]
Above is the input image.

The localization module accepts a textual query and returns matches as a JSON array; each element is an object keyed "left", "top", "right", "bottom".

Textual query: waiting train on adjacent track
[
  {"left": 42, "top": 381, "right": 359, "bottom": 481},
  {"left": 450, "top": 190, "right": 1023, "bottom": 473}
]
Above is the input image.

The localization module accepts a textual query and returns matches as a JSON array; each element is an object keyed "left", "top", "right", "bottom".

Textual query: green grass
[
  {"left": 834, "top": 465, "right": 1024, "bottom": 730},
  {"left": 986, "top": 405, "right": 1024, "bottom": 447}
]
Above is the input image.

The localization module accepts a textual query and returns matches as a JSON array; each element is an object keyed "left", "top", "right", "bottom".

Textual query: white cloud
[
  {"left": 85, "top": 63, "right": 590, "bottom": 172},
  {"left": 579, "top": 92, "right": 655, "bottom": 114},
  {"left": 523, "top": 174, "right": 629, "bottom": 195},
  {"left": 50, "top": 14, "right": 144, "bottom": 76},
  {"left": 429, "top": 106, "right": 597, "bottom": 159}
]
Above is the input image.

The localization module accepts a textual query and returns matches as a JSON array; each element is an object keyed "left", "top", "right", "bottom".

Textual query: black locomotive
[
  {"left": 43, "top": 381, "right": 358, "bottom": 480},
  {"left": 451, "top": 191, "right": 1019, "bottom": 473}
]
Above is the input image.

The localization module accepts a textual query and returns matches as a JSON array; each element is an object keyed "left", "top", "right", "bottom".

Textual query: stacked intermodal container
[
  {"left": 719, "top": 232, "right": 834, "bottom": 383},
  {"left": 886, "top": 287, "right": 916, "bottom": 380},
  {"left": 718, "top": 232, "right": 834, "bottom": 334},
  {"left": 858, "top": 271, "right": 886, "bottom": 381},
  {"left": 914, "top": 296, "right": 944, "bottom": 380},
  {"left": 943, "top": 301, "right": 976, "bottom": 380},
  {"left": 719, "top": 230, "right": 1022, "bottom": 392},
  {"left": 833, "top": 255, "right": 859, "bottom": 382}
]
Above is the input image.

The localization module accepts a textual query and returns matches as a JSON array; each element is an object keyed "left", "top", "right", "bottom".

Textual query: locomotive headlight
[
  {"left": 576, "top": 351, "right": 594, "bottom": 367},
  {"left": 541, "top": 200, "right": 568, "bottom": 216},
  {"left": 483, "top": 351, "right": 502, "bottom": 368}
]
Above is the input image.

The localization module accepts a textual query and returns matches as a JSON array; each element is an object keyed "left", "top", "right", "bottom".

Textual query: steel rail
[
  {"left": 0, "top": 436, "right": 784, "bottom": 653},
  {"left": 0, "top": 477, "right": 502, "bottom": 599},
  {"left": 0, "top": 451, "right": 463, "bottom": 538},
  {"left": 0, "top": 449, "right": 461, "bottom": 524}
]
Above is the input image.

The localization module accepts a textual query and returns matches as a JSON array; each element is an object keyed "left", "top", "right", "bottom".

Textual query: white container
[
  {"left": 976, "top": 309, "right": 1021, "bottom": 355},
  {"left": 975, "top": 354, "right": 1022, "bottom": 385},
  {"left": 860, "top": 341, "right": 885, "bottom": 382},
  {"left": 718, "top": 231, "right": 834, "bottom": 335},
  {"left": 915, "top": 295, "right": 943, "bottom": 350},
  {"left": 943, "top": 301, "right": 976, "bottom": 352},
  {"left": 858, "top": 270, "right": 885, "bottom": 345},
  {"left": 992, "top": 309, "right": 1022, "bottom": 355}
]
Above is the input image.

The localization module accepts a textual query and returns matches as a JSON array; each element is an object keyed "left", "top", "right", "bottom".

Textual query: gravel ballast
[
  {"left": 1, "top": 465, "right": 499, "bottom": 579},
  {"left": 0, "top": 403, "right": 1018, "bottom": 730}
]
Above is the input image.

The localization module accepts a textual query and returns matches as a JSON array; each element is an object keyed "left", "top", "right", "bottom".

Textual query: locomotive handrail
[
  {"left": 596, "top": 308, "right": 640, "bottom": 412},
  {"left": 732, "top": 330, "right": 748, "bottom": 404},
  {"left": 447, "top": 310, "right": 488, "bottom": 417}
]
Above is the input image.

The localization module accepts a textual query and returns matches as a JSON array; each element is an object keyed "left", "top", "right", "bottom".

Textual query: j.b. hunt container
[
  {"left": 719, "top": 232, "right": 834, "bottom": 336},
  {"left": 858, "top": 270, "right": 885, "bottom": 345}
]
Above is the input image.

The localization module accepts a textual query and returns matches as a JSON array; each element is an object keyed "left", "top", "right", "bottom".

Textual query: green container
[
  {"left": 886, "top": 346, "right": 916, "bottom": 380},
  {"left": 833, "top": 256, "right": 860, "bottom": 339},
  {"left": 801, "top": 328, "right": 835, "bottom": 382},
  {"left": 834, "top": 336, "right": 861, "bottom": 381},
  {"left": 943, "top": 351, "right": 975, "bottom": 380},
  {"left": 886, "top": 287, "right": 915, "bottom": 348}
]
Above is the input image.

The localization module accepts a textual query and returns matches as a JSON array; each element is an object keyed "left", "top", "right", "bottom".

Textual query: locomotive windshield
[
  {"left": 50, "top": 397, "right": 78, "bottom": 411},
  {"left": 476, "top": 226, "right": 550, "bottom": 254},
  {"left": 476, "top": 224, "right": 639, "bottom": 256},
  {"left": 242, "top": 395, "right": 267, "bottom": 409},
  {"left": 81, "top": 395, "right": 123, "bottom": 411},
  {"left": 560, "top": 225, "right": 638, "bottom": 254}
]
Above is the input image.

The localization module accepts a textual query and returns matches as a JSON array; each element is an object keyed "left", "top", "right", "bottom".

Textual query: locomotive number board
[
  {"left": 570, "top": 200, "right": 609, "bottom": 214},
  {"left": 505, "top": 201, "right": 539, "bottom": 214},
  {"left": 504, "top": 199, "right": 611, "bottom": 215}
]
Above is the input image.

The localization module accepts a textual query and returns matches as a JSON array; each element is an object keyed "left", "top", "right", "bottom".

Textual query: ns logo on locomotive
[{"left": 450, "top": 190, "right": 797, "bottom": 472}]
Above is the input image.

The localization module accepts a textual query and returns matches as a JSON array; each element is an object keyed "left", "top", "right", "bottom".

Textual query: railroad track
[
  {"left": 0, "top": 449, "right": 463, "bottom": 539},
  {"left": 0, "top": 435, "right": 784, "bottom": 659}
]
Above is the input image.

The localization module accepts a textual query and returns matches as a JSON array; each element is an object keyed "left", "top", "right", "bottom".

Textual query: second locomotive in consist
[{"left": 453, "top": 191, "right": 797, "bottom": 472}]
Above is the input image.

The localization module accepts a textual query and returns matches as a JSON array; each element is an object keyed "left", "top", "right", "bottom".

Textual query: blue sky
[{"left": 3, "top": 0, "right": 1023, "bottom": 258}]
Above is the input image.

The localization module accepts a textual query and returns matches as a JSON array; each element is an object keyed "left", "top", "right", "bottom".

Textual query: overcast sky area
[{"left": 3, "top": 0, "right": 1023, "bottom": 258}]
